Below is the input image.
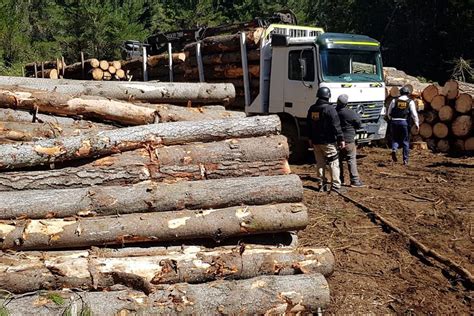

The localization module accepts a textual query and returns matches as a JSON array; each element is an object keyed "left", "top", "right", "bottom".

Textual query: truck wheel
[{"left": 281, "top": 121, "right": 307, "bottom": 164}]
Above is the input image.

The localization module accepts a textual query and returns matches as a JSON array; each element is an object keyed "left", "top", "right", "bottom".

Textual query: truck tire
[{"left": 281, "top": 120, "right": 307, "bottom": 164}]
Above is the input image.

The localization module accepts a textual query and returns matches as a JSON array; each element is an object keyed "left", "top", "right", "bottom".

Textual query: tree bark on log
[
  {"left": 0, "top": 121, "right": 112, "bottom": 142},
  {"left": 1, "top": 274, "right": 329, "bottom": 315},
  {"left": 63, "top": 59, "right": 100, "bottom": 79},
  {"left": 455, "top": 93, "right": 472, "bottom": 113},
  {"left": 0, "top": 87, "right": 159, "bottom": 125},
  {"left": 122, "top": 53, "right": 186, "bottom": 70},
  {"left": 35, "top": 69, "right": 59, "bottom": 79},
  {"left": 0, "top": 115, "right": 280, "bottom": 170},
  {"left": 0, "top": 135, "right": 289, "bottom": 190},
  {"left": 25, "top": 60, "right": 64, "bottom": 73},
  {"left": 458, "top": 81, "right": 474, "bottom": 96},
  {"left": 184, "top": 29, "right": 263, "bottom": 55},
  {"left": 0, "top": 108, "right": 115, "bottom": 130},
  {"left": 0, "top": 203, "right": 308, "bottom": 250},
  {"left": 0, "top": 76, "right": 235, "bottom": 104},
  {"left": 184, "top": 64, "right": 260, "bottom": 80},
  {"left": 0, "top": 175, "right": 303, "bottom": 220},
  {"left": 452, "top": 115, "right": 472, "bottom": 137},
  {"left": 187, "top": 49, "right": 260, "bottom": 66},
  {"left": 142, "top": 103, "right": 245, "bottom": 122},
  {"left": 0, "top": 246, "right": 334, "bottom": 293}
]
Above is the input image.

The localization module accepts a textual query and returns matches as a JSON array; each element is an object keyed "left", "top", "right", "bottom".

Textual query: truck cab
[{"left": 246, "top": 25, "right": 387, "bottom": 159}]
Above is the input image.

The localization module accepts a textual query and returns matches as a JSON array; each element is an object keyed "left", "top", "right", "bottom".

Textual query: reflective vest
[{"left": 391, "top": 98, "right": 410, "bottom": 119}]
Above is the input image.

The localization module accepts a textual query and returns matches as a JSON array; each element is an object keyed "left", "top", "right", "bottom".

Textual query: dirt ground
[{"left": 293, "top": 146, "right": 473, "bottom": 314}]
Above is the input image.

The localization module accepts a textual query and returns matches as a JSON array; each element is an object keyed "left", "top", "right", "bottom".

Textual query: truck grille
[{"left": 347, "top": 101, "right": 383, "bottom": 122}]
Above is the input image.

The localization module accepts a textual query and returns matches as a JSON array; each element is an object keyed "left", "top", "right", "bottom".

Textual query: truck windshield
[{"left": 320, "top": 49, "right": 383, "bottom": 82}]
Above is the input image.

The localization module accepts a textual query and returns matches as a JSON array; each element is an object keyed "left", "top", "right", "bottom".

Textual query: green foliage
[
  {"left": 0, "top": 0, "right": 471, "bottom": 82},
  {"left": 0, "top": 306, "right": 9, "bottom": 316},
  {"left": 47, "top": 292, "right": 65, "bottom": 305}
]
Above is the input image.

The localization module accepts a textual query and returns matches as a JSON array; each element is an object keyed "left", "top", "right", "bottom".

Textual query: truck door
[{"left": 284, "top": 47, "right": 317, "bottom": 118}]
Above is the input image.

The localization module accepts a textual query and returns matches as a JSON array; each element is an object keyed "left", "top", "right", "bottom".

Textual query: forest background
[{"left": 0, "top": 0, "right": 472, "bottom": 83}]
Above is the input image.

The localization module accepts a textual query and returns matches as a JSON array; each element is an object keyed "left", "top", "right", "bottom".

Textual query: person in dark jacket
[
  {"left": 307, "top": 87, "right": 345, "bottom": 191},
  {"left": 336, "top": 94, "right": 364, "bottom": 187},
  {"left": 387, "top": 86, "right": 419, "bottom": 165}
]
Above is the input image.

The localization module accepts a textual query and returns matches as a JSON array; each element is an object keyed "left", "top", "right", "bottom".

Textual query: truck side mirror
[{"left": 299, "top": 58, "right": 307, "bottom": 79}]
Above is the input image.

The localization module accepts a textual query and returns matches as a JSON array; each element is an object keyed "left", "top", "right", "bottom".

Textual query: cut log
[
  {"left": 1, "top": 274, "right": 329, "bottom": 315},
  {"left": 430, "top": 95, "right": 445, "bottom": 111},
  {"left": 108, "top": 65, "right": 116, "bottom": 74},
  {"left": 455, "top": 93, "right": 472, "bottom": 113},
  {"left": 410, "top": 124, "right": 419, "bottom": 136},
  {"left": 122, "top": 53, "right": 186, "bottom": 70},
  {"left": 99, "top": 60, "right": 109, "bottom": 71},
  {"left": 0, "top": 246, "right": 334, "bottom": 293},
  {"left": 90, "top": 68, "right": 103, "bottom": 80},
  {"left": 0, "top": 135, "right": 289, "bottom": 190},
  {"left": 0, "top": 115, "right": 280, "bottom": 170},
  {"left": 452, "top": 115, "right": 472, "bottom": 137},
  {"left": 436, "top": 139, "right": 450, "bottom": 153},
  {"left": 145, "top": 103, "right": 245, "bottom": 122},
  {"left": 115, "top": 68, "right": 125, "bottom": 79},
  {"left": 418, "top": 113, "right": 425, "bottom": 124},
  {"left": 0, "top": 76, "right": 236, "bottom": 104},
  {"left": 184, "top": 64, "right": 260, "bottom": 79},
  {"left": 187, "top": 49, "right": 260, "bottom": 66},
  {"left": 111, "top": 60, "right": 121, "bottom": 70},
  {"left": 0, "top": 108, "right": 115, "bottom": 130},
  {"left": 432, "top": 122, "right": 449, "bottom": 138},
  {"left": 452, "top": 139, "right": 465, "bottom": 152},
  {"left": 0, "top": 121, "right": 110, "bottom": 142},
  {"left": 25, "top": 60, "right": 64, "bottom": 73},
  {"left": 184, "top": 29, "right": 264, "bottom": 55},
  {"left": 422, "top": 84, "right": 440, "bottom": 103},
  {"left": 423, "top": 110, "right": 438, "bottom": 124},
  {"left": 465, "top": 137, "right": 474, "bottom": 151},
  {"left": 438, "top": 105, "right": 454, "bottom": 122},
  {"left": 419, "top": 123, "right": 433, "bottom": 138},
  {"left": 383, "top": 67, "right": 430, "bottom": 93},
  {"left": 102, "top": 71, "right": 112, "bottom": 81},
  {"left": 411, "top": 141, "right": 428, "bottom": 150},
  {"left": 442, "top": 79, "right": 459, "bottom": 99},
  {"left": 0, "top": 175, "right": 302, "bottom": 220},
  {"left": 458, "top": 81, "right": 474, "bottom": 96},
  {"left": 63, "top": 59, "right": 100, "bottom": 79},
  {"left": 35, "top": 69, "right": 58, "bottom": 79},
  {"left": 0, "top": 87, "right": 159, "bottom": 125},
  {"left": 0, "top": 203, "right": 308, "bottom": 250}
]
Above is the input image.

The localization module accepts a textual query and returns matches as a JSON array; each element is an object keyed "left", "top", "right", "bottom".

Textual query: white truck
[{"left": 243, "top": 24, "right": 387, "bottom": 160}]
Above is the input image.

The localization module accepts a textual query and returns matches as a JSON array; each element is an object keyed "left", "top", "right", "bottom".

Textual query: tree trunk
[
  {"left": 430, "top": 95, "right": 445, "bottom": 111},
  {"left": 35, "top": 69, "right": 59, "bottom": 79},
  {"left": 102, "top": 71, "right": 112, "bottom": 81},
  {"left": 89, "top": 67, "right": 103, "bottom": 80},
  {"left": 25, "top": 60, "right": 64, "bottom": 73},
  {"left": 0, "top": 135, "right": 289, "bottom": 190},
  {"left": 0, "top": 121, "right": 111, "bottom": 142},
  {"left": 0, "top": 174, "right": 302, "bottom": 220},
  {"left": 0, "top": 203, "right": 308, "bottom": 250},
  {"left": 145, "top": 103, "right": 245, "bottom": 122},
  {"left": 422, "top": 84, "right": 440, "bottom": 103},
  {"left": 63, "top": 59, "right": 100, "bottom": 79},
  {"left": 184, "top": 29, "right": 263, "bottom": 55},
  {"left": 452, "top": 115, "right": 472, "bottom": 137},
  {"left": 458, "top": 81, "right": 474, "bottom": 96},
  {"left": 0, "top": 87, "right": 159, "bottom": 125},
  {"left": 419, "top": 122, "right": 433, "bottom": 138},
  {"left": 187, "top": 49, "right": 260, "bottom": 66},
  {"left": 0, "top": 76, "right": 236, "bottom": 104},
  {"left": 0, "top": 115, "right": 280, "bottom": 170},
  {"left": 436, "top": 139, "right": 450, "bottom": 152},
  {"left": 110, "top": 60, "right": 121, "bottom": 70},
  {"left": 438, "top": 105, "right": 454, "bottom": 122},
  {"left": 465, "top": 137, "right": 474, "bottom": 151},
  {"left": 184, "top": 64, "right": 260, "bottom": 80},
  {"left": 432, "top": 122, "right": 448, "bottom": 138},
  {"left": 452, "top": 139, "right": 465, "bottom": 151},
  {"left": 410, "top": 124, "right": 419, "bottom": 136},
  {"left": 422, "top": 110, "right": 438, "bottom": 124},
  {"left": 442, "top": 79, "right": 459, "bottom": 99},
  {"left": 455, "top": 93, "right": 472, "bottom": 113},
  {"left": 108, "top": 65, "right": 116, "bottom": 74},
  {"left": 0, "top": 246, "right": 333, "bottom": 293},
  {"left": 1, "top": 274, "right": 329, "bottom": 315},
  {"left": 0, "top": 108, "right": 115, "bottom": 129},
  {"left": 99, "top": 60, "right": 109, "bottom": 71},
  {"left": 122, "top": 53, "right": 186, "bottom": 69},
  {"left": 115, "top": 68, "right": 125, "bottom": 80}
]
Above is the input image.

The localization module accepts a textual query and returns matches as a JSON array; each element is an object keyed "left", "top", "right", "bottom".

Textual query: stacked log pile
[
  {"left": 384, "top": 69, "right": 473, "bottom": 154},
  {"left": 25, "top": 59, "right": 126, "bottom": 81},
  {"left": 122, "top": 29, "right": 263, "bottom": 109},
  {"left": 0, "top": 77, "right": 332, "bottom": 314}
]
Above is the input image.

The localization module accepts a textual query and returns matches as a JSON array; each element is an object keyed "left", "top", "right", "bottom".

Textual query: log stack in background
[
  {"left": 0, "top": 77, "right": 332, "bottom": 314},
  {"left": 384, "top": 68, "right": 473, "bottom": 154}
]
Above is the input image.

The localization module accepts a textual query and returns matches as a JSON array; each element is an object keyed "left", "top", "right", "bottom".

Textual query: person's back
[
  {"left": 337, "top": 106, "right": 362, "bottom": 143},
  {"left": 307, "top": 98, "right": 342, "bottom": 145}
]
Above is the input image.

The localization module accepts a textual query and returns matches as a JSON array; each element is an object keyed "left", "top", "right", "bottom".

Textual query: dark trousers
[
  {"left": 339, "top": 142, "right": 360, "bottom": 184},
  {"left": 391, "top": 120, "right": 410, "bottom": 162}
]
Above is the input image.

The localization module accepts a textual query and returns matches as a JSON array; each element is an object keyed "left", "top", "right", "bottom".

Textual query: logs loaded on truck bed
[{"left": 0, "top": 76, "right": 333, "bottom": 314}]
